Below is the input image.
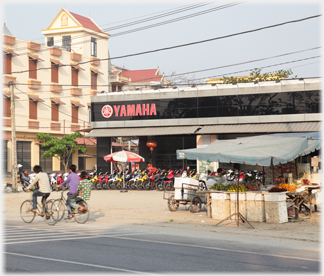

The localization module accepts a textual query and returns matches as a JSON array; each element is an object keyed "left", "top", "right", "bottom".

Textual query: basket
[{"left": 163, "top": 189, "right": 175, "bottom": 200}]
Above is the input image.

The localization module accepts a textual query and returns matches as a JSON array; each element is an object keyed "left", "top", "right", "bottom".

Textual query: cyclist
[
  {"left": 69, "top": 171, "right": 92, "bottom": 213},
  {"left": 56, "top": 164, "right": 79, "bottom": 220},
  {"left": 24, "top": 165, "right": 51, "bottom": 213}
]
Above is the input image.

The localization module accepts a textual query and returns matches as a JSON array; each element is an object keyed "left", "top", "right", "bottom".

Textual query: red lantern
[{"left": 146, "top": 141, "right": 157, "bottom": 154}]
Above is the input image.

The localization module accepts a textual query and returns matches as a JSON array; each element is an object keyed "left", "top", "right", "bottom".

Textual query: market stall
[{"left": 177, "top": 134, "right": 321, "bottom": 225}]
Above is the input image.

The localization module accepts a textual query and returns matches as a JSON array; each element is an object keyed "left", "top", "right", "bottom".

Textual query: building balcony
[
  {"left": 3, "top": 118, "right": 11, "bottom": 127},
  {"left": 51, "top": 122, "right": 61, "bottom": 131},
  {"left": 50, "top": 47, "right": 62, "bottom": 57},
  {"left": 28, "top": 80, "right": 41, "bottom": 90},
  {"left": 3, "top": 75, "right": 16, "bottom": 85},
  {"left": 71, "top": 124, "right": 80, "bottom": 132},
  {"left": 3, "top": 34, "right": 15, "bottom": 45},
  {"left": 27, "top": 41, "right": 41, "bottom": 51},
  {"left": 50, "top": 84, "right": 62, "bottom": 93},
  {"left": 71, "top": 87, "right": 82, "bottom": 96},
  {"left": 70, "top": 53, "right": 82, "bottom": 62},
  {"left": 90, "top": 57, "right": 100, "bottom": 66},
  {"left": 28, "top": 121, "right": 39, "bottom": 129}
]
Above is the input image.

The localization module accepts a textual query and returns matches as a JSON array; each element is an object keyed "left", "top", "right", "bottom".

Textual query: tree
[
  {"left": 37, "top": 132, "right": 87, "bottom": 173},
  {"left": 221, "top": 68, "right": 297, "bottom": 84}
]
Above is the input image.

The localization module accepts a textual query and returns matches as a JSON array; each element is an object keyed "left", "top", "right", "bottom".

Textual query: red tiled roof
[
  {"left": 75, "top": 138, "right": 97, "bottom": 145},
  {"left": 69, "top": 11, "right": 102, "bottom": 33},
  {"left": 121, "top": 69, "right": 163, "bottom": 83}
]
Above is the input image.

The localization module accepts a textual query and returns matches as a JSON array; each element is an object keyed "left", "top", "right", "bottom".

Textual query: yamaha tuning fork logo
[{"left": 101, "top": 105, "right": 113, "bottom": 118}]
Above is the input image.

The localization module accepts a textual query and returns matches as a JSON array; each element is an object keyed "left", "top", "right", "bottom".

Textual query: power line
[
  {"left": 8, "top": 14, "right": 321, "bottom": 76},
  {"left": 110, "top": 2, "right": 243, "bottom": 37},
  {"left": 10, "top": 2, "right": 221, "bottom": 55},
  {"left": 10, "top": 55, "right": 321, "bottom": 95},
  {"left": 9, "top": 47, "right": 321, "bottom": 85}
]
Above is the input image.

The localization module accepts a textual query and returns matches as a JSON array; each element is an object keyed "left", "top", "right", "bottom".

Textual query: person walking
[{"left": 57, "top": 164, "right": 79, "bottom": 220}]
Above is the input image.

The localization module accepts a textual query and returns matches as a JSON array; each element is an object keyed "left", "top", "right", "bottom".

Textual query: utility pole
[{"left": 9, "top": 81, "right": 18, "bottom": 192}]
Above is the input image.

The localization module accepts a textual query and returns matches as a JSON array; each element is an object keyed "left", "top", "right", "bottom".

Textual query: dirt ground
[{"left": 2, "top": 188, "right": 321, "bottom": 245}]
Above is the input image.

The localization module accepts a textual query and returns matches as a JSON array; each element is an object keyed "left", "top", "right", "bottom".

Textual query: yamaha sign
[{"left": 101, "top": 103, "right": 157, "bottom": 118}]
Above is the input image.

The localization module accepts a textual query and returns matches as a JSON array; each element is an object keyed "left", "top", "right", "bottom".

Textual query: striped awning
[
  {"left": 4, "top": 92, "right": 19, "bottom": 99},
  {"left": 3, "top": 49, "right": 19, "bottom": 56},
  {"left": 91, "top": 68, "right": 104, "bottom": 75},
  {"left": 71, "top": 101, "right": 85, "bottom": 107},
  {"left": 71, "top": 64, "right": 85, "bottom": 71},
  {"left": 51, "top": 60, "right": 64, "bottom": 66},
  {"left": 28, "top": 54, "right": 44, "bottom": 62},
  {"left": 197, "top": 122, "right": 321, "bottom": 134},
  {"left": 29, "top": 95, "right": 44, "bottom": 102},
  {"left": 85, "top": 126, "right": 200, "bottom": 137},
  {"left": 51, "top": 98, "right": 66, "bottom": 105}
]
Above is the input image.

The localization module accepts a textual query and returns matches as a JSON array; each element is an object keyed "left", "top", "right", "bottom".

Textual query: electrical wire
[{"left": 8, "top": 13, "right": 321, "bottom": 76}]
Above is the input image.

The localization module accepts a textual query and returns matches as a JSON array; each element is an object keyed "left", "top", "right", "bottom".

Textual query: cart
[{"left": 163, "top": 177, "right": 207, "bottom": 213}]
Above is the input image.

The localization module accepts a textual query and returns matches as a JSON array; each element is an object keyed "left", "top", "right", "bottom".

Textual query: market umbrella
[{"left": 103, "top": 150, "right": 145, "bottom": 192}]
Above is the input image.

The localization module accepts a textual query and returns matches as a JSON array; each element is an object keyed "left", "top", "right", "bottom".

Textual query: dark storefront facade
[{"left": 87, "top": 78, "right": 321, "bottom": 173}]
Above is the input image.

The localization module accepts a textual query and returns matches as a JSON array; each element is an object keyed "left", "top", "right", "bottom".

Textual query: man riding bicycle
[
  {"left": 56, "top": 164, "right": 79, "bottom": 220},
  {"left": 24, "top": 165, "right": 51, "bottom": 214},
  {"left": 69, "top": 171, "right": 92, "bottom": 213}
]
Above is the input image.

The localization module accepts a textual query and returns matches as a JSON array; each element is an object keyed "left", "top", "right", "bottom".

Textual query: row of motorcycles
[
  {"left": 87, "top": 168, "right": 198, "bottom": 191},
  {"left": 18, "top": 167, "right": 263, "bottom": 192}
]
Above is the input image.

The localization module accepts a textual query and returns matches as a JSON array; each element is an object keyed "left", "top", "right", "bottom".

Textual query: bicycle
[
  {"left": 55, "top": 191, "right": 90, "bottom": 224},
  {"left": 20, "top": 191, "right": 59, "bottom": 226}
]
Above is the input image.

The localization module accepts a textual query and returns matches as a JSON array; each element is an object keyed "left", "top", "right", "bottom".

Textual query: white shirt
[{"left": 27, "top": 172, "right": 51, "bottom": 193}]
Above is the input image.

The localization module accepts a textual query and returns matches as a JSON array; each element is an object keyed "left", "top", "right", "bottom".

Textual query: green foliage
[
  {"left": 37, "top": 132, "right": 87, "bottom": 172},
  {"left": 221, "top": 68, "right": 296, "bottom": 84}
]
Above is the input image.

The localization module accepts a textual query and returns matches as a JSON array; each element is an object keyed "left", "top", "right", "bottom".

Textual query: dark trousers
[{"left": 32, "top": 191, "right": 50, "bottom": 210}]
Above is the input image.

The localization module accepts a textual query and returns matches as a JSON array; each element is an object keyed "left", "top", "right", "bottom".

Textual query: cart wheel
[
  {"left": 167, "top": 195, "right": 179, "bottom": 212},
  {"left": 190, "top": 197, "right": 202, "bottom": 213}
]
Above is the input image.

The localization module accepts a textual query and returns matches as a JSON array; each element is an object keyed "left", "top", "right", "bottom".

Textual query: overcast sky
[{"left": 2, "top": 0, "right": 322, "bottom": 83}]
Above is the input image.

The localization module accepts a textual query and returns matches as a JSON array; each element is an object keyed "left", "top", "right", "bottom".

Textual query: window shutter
[
  {"left": 29, "top": 59, "right": 37, "bottom": 79},
  {"left": 3, "top": 98, "right": 11, "bottom": 117},
  {"left": 91, "top": 72, "right": 97, "bottom": 90},
  {"left": 71, "top": 105, "right": 78, "bottom": 123},
  {"left": 51, "top": 63, "right": 59, "bottom": 83},
  {"left": 29, "top": 100, "right": 37, "bottom": 119},
  {"left": 51, "top": 102, "right": 59, "bottom": 121},
  {"left": 3, "top": 54, "right": 11, "bottom": 74},
  {"left": 71, "top": 67, "right": 78, "bottom": 86}
]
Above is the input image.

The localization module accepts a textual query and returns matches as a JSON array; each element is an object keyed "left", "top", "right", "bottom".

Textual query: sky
[{"left": 2, "top": 0, "right": 322, "bottom": 84}]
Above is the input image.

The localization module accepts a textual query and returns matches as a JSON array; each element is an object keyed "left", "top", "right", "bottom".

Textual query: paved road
[{"left": 4, "top": 220, "right": 320, "bottom": 274}]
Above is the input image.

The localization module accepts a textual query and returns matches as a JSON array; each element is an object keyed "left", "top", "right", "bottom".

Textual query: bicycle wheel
[
  {"left": 20, "top": 200, "right": 36, "bottom": 223},
  {"left": 73, "top": 200, "right": 90, "bottom": 224},
  {"left": 44, "top": 200, "right": 59, "bottom": 226},
  {"left": 54, "top": 199, "right": 66, "bottom": 221}
]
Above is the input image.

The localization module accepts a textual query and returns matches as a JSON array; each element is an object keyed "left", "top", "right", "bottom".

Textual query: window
[
  {"left": 29, "top": 58, "right": 37, "bottom": 79},
  {"left": 62, "top": 35, "right": 71, "bottom": 52},
  {"left": 3, "top": 54, "right": 11, "bottom": 74},
  {"left": 72, "top": 105, "right": 78, "bottom": 123},
  {"left": 71, "top": 67, "right": 78, "bottom": 86},
  {"left": 91, "top": 71, "right": 97, "bottom": 90},
  {"left": 29, "top": 99, "right": 37, "bottom": 120},
  {"left": 17, "top": 141, "right": 31, "bottom": 172},
  {"left": 78, "top": 150, "right": 85, "bottom": 171},
  {"left": 91, "top": 37, "right": 97, "bottom": 57},
  {"left": 51, "top": 62, "right": 59, "bottom": 83},
  {"left": 61, "top": 14, "right": 68, "bottom": 26},
  {"left": 112, "top": 85, "right": 116, "bottom": 92},
  {"left": 3, "top": 97, "right": 11, "bottom": 117},
  {"left": 39, "top": 146, "right": 53, "bottom": 172},
  {"left": 51, "top": 102, "right": 59, "bottom": 122},
  {"left": 47, "top": 37, "right": 54, "bottom": 47}
]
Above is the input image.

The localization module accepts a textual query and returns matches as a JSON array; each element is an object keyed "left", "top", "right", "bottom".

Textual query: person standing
[
  {"left": 57, "top": 164, "right": 79, "bottom": 220},
  {"left": 24, "top": 165, "right": 51, "bottom": 213}
]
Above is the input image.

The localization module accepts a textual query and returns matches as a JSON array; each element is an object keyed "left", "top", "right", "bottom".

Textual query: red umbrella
[{"left": 103, "top": 150, "right": 145, "bottom": 163}]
